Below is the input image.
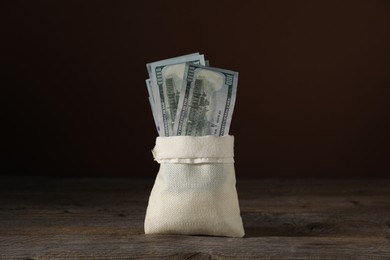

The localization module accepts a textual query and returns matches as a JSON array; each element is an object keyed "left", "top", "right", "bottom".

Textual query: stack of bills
[{"left": 146, "top": 53, "right": 238, "bottom": 136}]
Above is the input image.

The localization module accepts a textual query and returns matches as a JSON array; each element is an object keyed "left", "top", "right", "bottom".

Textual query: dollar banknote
[
  {"left": 149, "top": 54, "right": 206, "bottom": 136},
  {"left": 173, "top": 64, "right": 238, "bottom": 136},
  {"left": 146, "top": 53, "right": 200, "bottom": 79},
  {"left": 146, "top": 79, "right": 160, "bottom": 134}
]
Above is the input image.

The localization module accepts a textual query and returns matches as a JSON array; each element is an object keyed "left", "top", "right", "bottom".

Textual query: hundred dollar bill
[
  {"left": 174, "top": 64, "right": 238, "bottom": 136},
  {"left": 146, "top": 53, "right": 200, "bottom": 79},
  {"left": 149, "top": 54, "right": 206, "bottom": 136},
  {"left": 146, "top": 79, "right": 160, "bottom": 134}
]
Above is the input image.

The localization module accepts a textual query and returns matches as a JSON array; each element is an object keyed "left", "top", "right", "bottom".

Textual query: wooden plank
[
  {"left": 0, "top": 177, "right": 389, "bottom": 259},
  {"left": 1, "top": 235, "right": 390, "bottom": 259}
]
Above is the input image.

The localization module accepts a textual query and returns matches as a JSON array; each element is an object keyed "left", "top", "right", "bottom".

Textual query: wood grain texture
[{"left": 0, "top": 177, "right": 389, "bottom": 259}]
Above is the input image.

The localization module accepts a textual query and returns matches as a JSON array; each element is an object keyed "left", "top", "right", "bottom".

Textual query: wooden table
[{"left": 1, "top": 177, "right": 389, "bottom": 259}]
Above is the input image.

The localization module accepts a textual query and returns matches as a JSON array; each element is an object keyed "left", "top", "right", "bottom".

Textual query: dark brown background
[{"left": 2, "top": 0, "right": 389, "bottom": 177}]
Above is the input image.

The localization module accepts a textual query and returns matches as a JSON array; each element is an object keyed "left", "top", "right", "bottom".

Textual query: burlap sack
[{"left": 144, "top": 135, "right": 244, "bottom": 237}]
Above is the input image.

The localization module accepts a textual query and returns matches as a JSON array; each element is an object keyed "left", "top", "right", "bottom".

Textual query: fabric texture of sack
[{"left": 144, "top": 135, "right": 245, "bottom": 237}]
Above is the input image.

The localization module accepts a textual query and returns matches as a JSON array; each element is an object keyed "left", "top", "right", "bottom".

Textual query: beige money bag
[{"left": 144, "top": 135, "right": 245, "bottom": 237}]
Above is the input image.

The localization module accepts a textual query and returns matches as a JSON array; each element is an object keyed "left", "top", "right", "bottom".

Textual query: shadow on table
[{"left": 242, "top": 212, "right": 334, "bottom": 238}]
